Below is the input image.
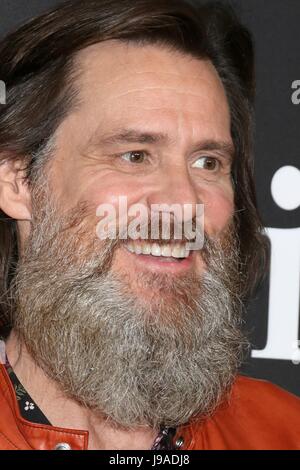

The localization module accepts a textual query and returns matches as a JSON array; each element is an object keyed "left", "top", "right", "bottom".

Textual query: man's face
[
  {"left": 13, "top": 41, "right": 243, "bottom": 429},
  {"left": 47, "top": 40, "right": 234, "bottom": 294}
]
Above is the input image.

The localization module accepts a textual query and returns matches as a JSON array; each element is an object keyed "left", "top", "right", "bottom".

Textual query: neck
[{"left": 5, "top": 330, "right": 158, "bottom": 450}]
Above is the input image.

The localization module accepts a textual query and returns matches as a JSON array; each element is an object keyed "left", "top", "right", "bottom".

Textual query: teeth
[
  {"left": 141, "top": 244, "right": 151, "bottom": 255},
  {"left": 161, "top": 245, "right": 172, "bottom": 257},
  {"left": 125, "top": 242, "right": 190, "bottom": 258},
  {"left": 151, "top": 243, "right": 161, "bottom": 257},
  {"left": 172, "top": 245, "right": 189, "bottom": 259},
  {"left": 134, "top": 244, "right": 142, "bottom": 255}
]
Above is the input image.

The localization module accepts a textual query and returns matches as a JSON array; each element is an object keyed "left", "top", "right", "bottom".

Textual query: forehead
[{"left": 69, "top": 40, "right": 231, "bottom": 143}]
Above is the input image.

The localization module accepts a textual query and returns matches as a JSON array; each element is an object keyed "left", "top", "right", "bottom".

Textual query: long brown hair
[{"left": 0, "top": 0, "right": 268, "bottom": 336}]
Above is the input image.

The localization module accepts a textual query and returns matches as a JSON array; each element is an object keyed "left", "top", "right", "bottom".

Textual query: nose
[{"left": 146, "top": 164, "right": 201, "bottom": 224}]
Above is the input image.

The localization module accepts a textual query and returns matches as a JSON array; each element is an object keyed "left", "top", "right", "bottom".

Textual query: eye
[
  {"left": 192, "top": 156, "right": 220, "bottom": 171},
  {"left": 121, "top": 151, "right": 146, "bottom": 164}
]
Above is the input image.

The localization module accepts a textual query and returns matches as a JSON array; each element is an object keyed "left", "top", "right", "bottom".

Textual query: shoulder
[
  {"left": 185, "top": 375, "right": 300, "bottom": 450},
  {"left": 232, "top": 374, "right": 300, "bottom": 413}
]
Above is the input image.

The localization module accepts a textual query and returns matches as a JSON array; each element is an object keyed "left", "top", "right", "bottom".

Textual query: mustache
[{"left": 115, "top": 213, "right": 201, "bottom": 243}]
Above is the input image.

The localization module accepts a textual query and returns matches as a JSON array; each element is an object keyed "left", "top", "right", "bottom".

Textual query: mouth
[{"left": 123, "top": 240, "right": 194, "bottom": 272}]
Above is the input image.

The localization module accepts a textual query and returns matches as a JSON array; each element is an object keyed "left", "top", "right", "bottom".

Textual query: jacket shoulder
[
  {"left": 234, "top": 374, "right": 300, "bottom": 412},
  {"left": 187, "top": 375, "right": 300, "bottom": 450}
]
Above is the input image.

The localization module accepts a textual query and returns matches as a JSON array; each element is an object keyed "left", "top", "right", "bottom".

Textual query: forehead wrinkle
[{"left": 96, "top": 79, "right": 224, "bottom": 103}]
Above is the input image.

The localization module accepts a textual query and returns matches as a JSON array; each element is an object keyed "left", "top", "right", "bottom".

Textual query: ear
[{"left": 0, "top": 158, "right": 32, "bottom": 220}]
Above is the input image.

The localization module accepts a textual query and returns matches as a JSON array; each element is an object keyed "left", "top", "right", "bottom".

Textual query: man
[{"left": 0, "top": 0, "right": 299, "bottom": 451}]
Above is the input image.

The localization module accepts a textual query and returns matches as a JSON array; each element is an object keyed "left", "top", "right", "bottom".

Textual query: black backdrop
[{"left": 0, "top": 0, "right": 299, "bottom": 397}]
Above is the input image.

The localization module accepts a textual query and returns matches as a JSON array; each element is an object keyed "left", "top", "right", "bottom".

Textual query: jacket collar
[
  {"left": 0, "top": 363, "right": 88, "bottom": 450},
  {"left": 0, "top": 363, "right": 193, "bottom": 450}
]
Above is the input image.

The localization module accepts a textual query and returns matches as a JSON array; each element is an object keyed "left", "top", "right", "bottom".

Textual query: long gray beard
[{"left": 12, "top": 194, "right": 247, "bottom": 429}]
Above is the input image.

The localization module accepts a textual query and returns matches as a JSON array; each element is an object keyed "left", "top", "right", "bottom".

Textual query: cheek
[
  {"left": 71, "top": 174, "right": 146, "bottom": 235},
  {"left": 55, "top": 165, "right": 142, "bottom": 209},
  {"left": 202, "top": 184, "right": 234, "bottom": 235},
  {"left": 84, "top": 178, "right": 143, "bottom": 209}
]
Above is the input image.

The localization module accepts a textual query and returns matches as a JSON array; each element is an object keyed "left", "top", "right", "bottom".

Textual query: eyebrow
[
  {"left": 197, "top": 140, "right": 235, "bottom": 161},
  {"left": 93, "top": 128, "right": 169, "bottom": 146},
  {"left": 88, "top": 128, "right": 235, "bottom": 159}
]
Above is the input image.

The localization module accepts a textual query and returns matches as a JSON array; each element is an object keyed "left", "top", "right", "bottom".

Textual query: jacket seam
[
  {"left": 18, "top": 419, "right": 87, "bottom": 438},
  {"left": 0, "top": 430, "right": 20, "bottom": 450}
]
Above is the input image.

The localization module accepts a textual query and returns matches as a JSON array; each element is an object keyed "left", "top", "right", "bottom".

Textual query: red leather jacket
[{"left": 0, "top": 363, "right": 300, "bottom": 450}]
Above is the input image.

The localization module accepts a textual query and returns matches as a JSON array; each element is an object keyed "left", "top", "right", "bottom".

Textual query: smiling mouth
[{"left": 124, "top": 240, "right": 190, "bottom": 262}]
